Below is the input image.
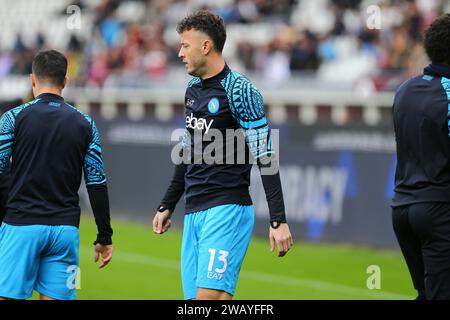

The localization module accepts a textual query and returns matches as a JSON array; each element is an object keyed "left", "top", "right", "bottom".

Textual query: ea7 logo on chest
[
  {"left": 186, "top": 113, "right": 214, "bottom": 134},
  {"left": 186, "top": 99, "right": 195, "bottom": 107}
]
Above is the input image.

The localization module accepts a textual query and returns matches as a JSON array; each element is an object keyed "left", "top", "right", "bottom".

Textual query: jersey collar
[
  {"left": 424, "top": 64, "right": 450, "bottom": 79},
  {"left": 35, "top": 92, "right": 65, "bottom": 102}
]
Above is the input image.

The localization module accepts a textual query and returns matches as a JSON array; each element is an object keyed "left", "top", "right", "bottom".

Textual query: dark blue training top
[
  {"left": 392, "top": 64, "right": 450, "bottom": 207},
  {"left": 161, "top": 64, "right": 286, "bottom": 221},
  {"left": 0, "top": 93, "right": 109, "bottom": 229}
]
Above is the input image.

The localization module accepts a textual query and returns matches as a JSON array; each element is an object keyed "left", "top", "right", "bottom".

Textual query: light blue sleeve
[
  {"left": 441, "top": 77, "right": 450, "bottom": 137},
  {"left": 0, "top": 111, "right": 15, "bottom": 175},
  {"left": 222, "top": 74, "right": 274, "bottom": 159},
  {"left": 84, "top": 119, "right": 107, "bottom": 187}
]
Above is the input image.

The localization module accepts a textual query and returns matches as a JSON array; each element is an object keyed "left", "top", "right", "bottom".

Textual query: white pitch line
[{"left": 80, "top": 246, "right": 412, "bottom": 300}]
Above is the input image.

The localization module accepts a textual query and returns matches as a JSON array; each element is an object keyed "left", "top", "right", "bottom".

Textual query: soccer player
[
  {"left": 152, "top": 11, "right": 293, "bottom": 300},
  {"left": 392, "top": 14, "right": 450, "bottom": 300},
  {"left": 0, "top": 50, "right": 113, "bottom": 300}
]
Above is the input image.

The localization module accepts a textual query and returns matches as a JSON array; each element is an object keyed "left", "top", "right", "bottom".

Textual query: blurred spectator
[
  {"left": 0, "top": 0, "right": 447, "bottom": 90},
  {"left": 291, "top": 30, "right": 321, "bottom": 70}
]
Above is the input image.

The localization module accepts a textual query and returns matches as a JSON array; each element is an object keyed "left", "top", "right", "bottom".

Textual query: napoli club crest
[{"left": 208, "top": 98, "right": 220, "bottom": 114}]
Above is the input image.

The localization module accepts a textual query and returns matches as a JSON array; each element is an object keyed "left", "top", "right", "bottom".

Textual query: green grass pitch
[{"left": 31, "top": 215, "right": 415, "bottom": 300}]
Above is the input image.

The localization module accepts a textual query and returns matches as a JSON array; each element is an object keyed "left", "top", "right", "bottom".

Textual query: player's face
[{"left": 178, "top": 29, "right": 207, "bottom": 77}]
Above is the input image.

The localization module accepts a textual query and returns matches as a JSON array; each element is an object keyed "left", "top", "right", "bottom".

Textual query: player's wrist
[
  {"left": 157, "top": 204, "right": 173, "bottom": 216},
  {"left": 270, "top": 220, "right": 287, "bottom": 229},
  {"left": 269, "top": 214, "right": 287, "bottom": 229},
  {"left": 93, "top": 235, "right": 113, "bottom": 246},
  {"left": 93, "top": 240, "right": 112, "bottom": 246}
]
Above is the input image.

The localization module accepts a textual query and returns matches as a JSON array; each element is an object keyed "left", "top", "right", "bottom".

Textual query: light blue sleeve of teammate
[
  {"left": 84, "top": 119, "right": 107, "bottom": 187},
  {"left": 442, "top": 77, "right": 450, "bottom": 137},
  {"left": 227, "top": 79, "right": 274, "bottom": 159},
  {"left": 0, "top": 111, "right": 15, "bottom": 176},
  {"left": 83, "top": 118, "right": 112, "bottom": 245}
]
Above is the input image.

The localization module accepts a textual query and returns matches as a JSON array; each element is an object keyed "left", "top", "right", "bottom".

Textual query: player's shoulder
[
  {"left": 224, "top": 68, "right": 251, "bottom": 84},
  {"left": 64, "top": 102, "right": 94, "bottom": 126},
  {"left": 395, "top": 75, "right": 427, "bottom": 95},
  {"left": 230, "top": 69, "right": 250, "bottom": 82},
  {"left": 4, "top": 98, "right": 42, "bottom": 118},
  {"left": 222, "top": 68, "right": 261, "bottom": 94}
]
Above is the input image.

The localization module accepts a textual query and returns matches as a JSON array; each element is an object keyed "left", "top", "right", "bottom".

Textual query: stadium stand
[{"left": 0, "top": 0, "right": 449, "bottom": 125}]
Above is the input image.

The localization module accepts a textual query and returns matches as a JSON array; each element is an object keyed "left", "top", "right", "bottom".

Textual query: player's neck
[
  {"left": 33, "top": 87, "right": 63, "bottom": 98},
  {"left": 200, "top": 57, "right": 226, "bottom": 80}
]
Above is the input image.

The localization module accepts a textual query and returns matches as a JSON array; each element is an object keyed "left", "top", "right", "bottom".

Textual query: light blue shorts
[
  {"left": 181, "top": 204, "right": 254, "bottom": 300},
  {"left": 0, "top": 223, "right": 79, "bottom": 300}
]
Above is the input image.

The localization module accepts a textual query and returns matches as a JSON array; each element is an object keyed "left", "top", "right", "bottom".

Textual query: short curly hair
[
  {"left": 424, "top": 14, "right": 450, "bottom": 65},
  {"left": 176, "top": 10, "right": 227, "bottom": 53}
]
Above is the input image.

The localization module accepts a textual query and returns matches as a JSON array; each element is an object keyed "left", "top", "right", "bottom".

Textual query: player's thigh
[
  {"left": 412, "top": 203, "right": 450, "bottom": 299},
  {"left": 181, "top": 212, "right": 201, "bottom": 300},
  {"left": 392, "top": 205, "right": 426, "bottom": 295},
  {"left": 0, "top": 223, "right": 44, "bottom": 299},
  {"left": 196, "top": 204, "right": 254, "bottom": 297},
  {"left": 411, "top": 203, "right": 450, "bottom": 271},
  {"left": 35, "top": 226, "right": 79, "bottom": 300}
]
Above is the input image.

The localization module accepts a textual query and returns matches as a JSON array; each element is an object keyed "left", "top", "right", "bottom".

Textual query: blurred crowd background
[{"left": 0, "top": 0, "right": 448, "bottom": 95}]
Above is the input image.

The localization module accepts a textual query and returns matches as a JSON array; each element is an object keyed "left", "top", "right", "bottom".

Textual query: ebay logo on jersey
[{"left": 186, "top": 113, "right": 214, "bottom": 134}]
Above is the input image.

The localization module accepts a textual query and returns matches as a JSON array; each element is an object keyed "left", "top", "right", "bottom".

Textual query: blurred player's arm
[
  {"left": 0, "top": 167, "right": 11, "bottom": 223},
  {"left": 0, "top": 111, "right": 14, "bottom": 223},
  {"left": 153, "top": 159, "right": 187, "bottom": 234},
  {"left": 84, "top": 119, "right": 113, "bottom": 244},
  {"left": 160, "top": 160, "right": 187, "bottom": 213},
  {"left": 83, "top": 119, "right": 113, "bottom": 268},
  {"left": 230, "top": 81, "right": 293, "bottom": 257}
]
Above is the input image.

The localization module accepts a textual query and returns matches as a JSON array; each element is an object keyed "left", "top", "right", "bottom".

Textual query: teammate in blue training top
[
  {"left": 392, "top": 14, "right": 450, "bottom": 300},
  {"left": 0, "top": 50, "right": 113, "bottom": 300}
]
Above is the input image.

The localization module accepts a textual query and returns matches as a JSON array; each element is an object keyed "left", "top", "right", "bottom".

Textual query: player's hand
[
  {"left": 269, "top": 223, "right": 293, "bottom": 257},
  {"left": 94, "top": 244, "right": 113, "bottom": 269},
  {"left": 153, "top": 209, "right": 172, "bottom": 234}
]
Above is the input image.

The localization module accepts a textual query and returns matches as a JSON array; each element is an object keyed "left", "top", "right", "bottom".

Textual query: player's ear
[
  {"left": 30, "top": 73, "right": 36, "bottom": 88},
  {"left": 62, "top": 76, "right": 69, "bottom": 89},
  {"left": 202, "top": 39, "right": 213, "bottom": 55}
]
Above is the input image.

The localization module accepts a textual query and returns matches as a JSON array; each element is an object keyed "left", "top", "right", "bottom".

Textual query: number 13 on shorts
[{"left": 207, "top": 248, "right": 229, "bottom": 280}]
